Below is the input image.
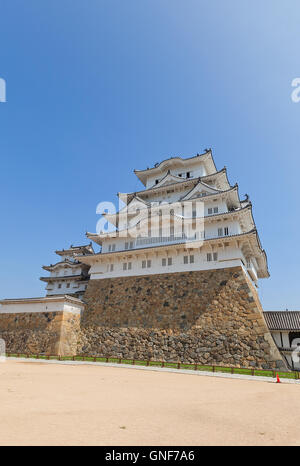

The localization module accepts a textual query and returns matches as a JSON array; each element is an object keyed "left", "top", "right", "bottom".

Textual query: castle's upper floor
[{"left": 134, "top": 150, "right": 217, "bottom": 189}]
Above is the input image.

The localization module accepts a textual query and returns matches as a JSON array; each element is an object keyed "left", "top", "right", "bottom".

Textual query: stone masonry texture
[
  {"left": 0, "top": 267, "right": 285, "bottom": 368},
  {"left": 78, "top": 266, "right": 285, "bottom": 370},
  {"left": 0, "top": 311, "right": 80, "bottom": 356}
]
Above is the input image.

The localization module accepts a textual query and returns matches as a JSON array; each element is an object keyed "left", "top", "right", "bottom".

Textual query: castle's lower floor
[{"left": 0, "top": 267, "right": 285, "bottom": 370}]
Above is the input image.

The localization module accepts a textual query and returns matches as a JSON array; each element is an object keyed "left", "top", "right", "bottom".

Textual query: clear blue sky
[{"left": 0, "top": 0, "right": 299, "bottom": 309}]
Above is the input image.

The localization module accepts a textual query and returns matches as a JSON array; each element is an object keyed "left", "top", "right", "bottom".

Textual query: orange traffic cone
[{"left": 276, "top": 373, "right": 281, "bottom": 383}]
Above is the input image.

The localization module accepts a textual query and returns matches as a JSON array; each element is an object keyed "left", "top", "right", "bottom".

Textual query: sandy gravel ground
[{"left": 0, "top": 360, "right": 299, "bottom": 446}]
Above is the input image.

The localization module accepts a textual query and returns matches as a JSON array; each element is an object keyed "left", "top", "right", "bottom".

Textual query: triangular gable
[
  {"left": 126, "top": 196, "right": 148, "bottom": 215},
  {"left": 107, "top": 196, "right": 148, "bottom": 217},
  {"left": 181, "top": 181, "right": 221, "bottom": 201},
  {"left": 150, "top": 172, "right": 185, "bottom": 189}
]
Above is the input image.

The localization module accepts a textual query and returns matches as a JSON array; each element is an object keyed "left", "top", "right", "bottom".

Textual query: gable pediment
[
  {"left": 118, "top": 196, "right": 148, "bottom": 215},
  {"left": 150, "top": 172, "right": 185, "bottom": 189},
  {"left": 181, "top": 181, "right": 220, "bottom": 201}
]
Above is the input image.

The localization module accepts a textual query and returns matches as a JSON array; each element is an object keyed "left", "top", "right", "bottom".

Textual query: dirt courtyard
[{"left": 0, "top": 360, "right": 299, "bottom": 446}]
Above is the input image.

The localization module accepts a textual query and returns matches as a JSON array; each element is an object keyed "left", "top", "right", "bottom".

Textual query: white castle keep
[{"left": 79, "top": 150, "right": 269, "bottom": 286}]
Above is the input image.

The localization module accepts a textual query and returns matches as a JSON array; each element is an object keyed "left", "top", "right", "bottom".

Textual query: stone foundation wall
[
  {"left": 0, "top": 266, "right": 285, "bottom": 369},
  {"left": 79, "top": 266, "right": 284, "bottom": 369},
  {"left": 0, "top": 311, "right": 80, "bottom": 355}
]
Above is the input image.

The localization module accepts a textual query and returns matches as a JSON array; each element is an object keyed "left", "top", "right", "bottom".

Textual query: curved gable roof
[
  {"left": 181, "top": 180, "right": 222, "bottom": 201},
  {"left": 134, "top": 150, "right": 217, "bottom": 185},
  {"left": 148, "top": 171, "right": 186, "bottom": 189}
]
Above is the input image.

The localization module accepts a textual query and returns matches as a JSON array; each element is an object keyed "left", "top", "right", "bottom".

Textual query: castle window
[
  {"left": 218, "top": 228, "right": 223, "bottom": 236},
  {"left": 155, "top": 179, "right": 159, "bottom": 184},
  {"left": 108, "top": 245, "right": 112, "bottom": 252},
  {"left": 183, "top": 255, "right": 194, "bottom": 264},
  {"left": 162, "top": 258, "right": 166, "bottom": 266},
  {"left": 207, "top": 253, "right": 212, "bottom": 261},
  {"left": 110, "top": 264, "right": 114, "bottom": 272},
  {"left": 208, "top": 208, "right": 212, "bottom": 215},
  {"left": 128, "top": 262, "right": 132, "bottom": 270},
  {"left": 168, "top": 257, "right": 172, "bottom": 266},
  {"left": 213, "top": 207, "right": 218, "bottom": 213},
  {"left": 125, "top": 242, "right": 128, "bottom": 250},
  {"left": 123, "top": 263, "right": 127, "bottom": 270},
  {"left": 142, "top": 260, "right": 151, "bottom": 268},
  {"left": 213, "top": 252, "right": 218, "bottom": 261},
  {"left": 224, "top": 227, "right": 229, "bottom": 236},
  {"left": 58, "top": 283, "right": 62, "bottom": 288},
  {"left": 112, "top": 244, "right": 116, "bottom": 251},
  {"left": 130, "top": 241, "right": 134, "bottom": 248},
  {"left": 66, "top": 283, "right": 70, "bottom": 288},
  {"left": 186, "top": 172, "right": 191, "bottom": 178}
]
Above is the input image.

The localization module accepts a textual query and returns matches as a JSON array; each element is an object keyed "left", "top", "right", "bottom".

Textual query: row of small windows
[
  {"left": 54, "top": 269, "right": 80, "bottom": 277},
  {"left": 54, "top": 283, "right": 87, "bottom": 289},
  {"left": 107, "top": 253, "right": 219, "bottom": 272},
  {"left": 107, "top": 226, "right": 228, "bottom": 253}
]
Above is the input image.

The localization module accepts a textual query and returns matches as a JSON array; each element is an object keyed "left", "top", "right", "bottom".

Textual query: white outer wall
[
  {"left": 0, "top": 300, "right": 83, "bottom": 314},
  {"left": 46, "top": 280, "right": 87, "bottom": 296},
  {"left": 89, "top": 245, "right": 250, "bottom": 281}
]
